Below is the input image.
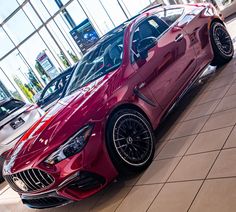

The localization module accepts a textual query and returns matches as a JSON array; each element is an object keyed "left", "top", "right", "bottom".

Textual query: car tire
[
  {"left": 210, "top": 22, "right": 234, "bottom": 66},
  {"left": 106, "top": 109, "right": 155, "bottom": 175},
  {"left": 0, "top": 157, "right": 5, "bottom": 183}
]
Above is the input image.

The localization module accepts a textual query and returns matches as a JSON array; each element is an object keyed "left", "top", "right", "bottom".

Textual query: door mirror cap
[{"left": 137, "top": 37, "right": 157, "bottom": 59}]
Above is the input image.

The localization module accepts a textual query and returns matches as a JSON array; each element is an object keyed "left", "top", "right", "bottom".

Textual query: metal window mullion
[
  {"left": 1, "top": 0, "right": 78, "bottom": 61},
  {"left": 76, "top": 0, "right": 103, "bottom": 37},
  {"left": 0, "top": 67, "right": 28, "bottom": 102},
  {"left": 20, "top": 1, "right": 65, "bottom": 71},
  {"left": 58, "top": 13, "right": 83, "bottom": 56},
  {"left": 0, "top": 0, "right": 30, "bottom": 27},
  {"left": 1, "top": 26, "right": 46, "bottom": 88},
  {"left": 28, "top": 0, "right": 69, "bottom": 71},
  {"left": 39, "top": 0, "right": 73, "bottom": 66}
]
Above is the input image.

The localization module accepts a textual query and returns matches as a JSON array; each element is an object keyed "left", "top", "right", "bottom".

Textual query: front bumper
[
  {"left": 4, "top": 122, "right": 118, "bottom": 208},
  {"left": 21, "top": 191, "right": 72, "bottom": 209},
  {"left": 19, "top": 171, "right": 106, "bottom": 209}
]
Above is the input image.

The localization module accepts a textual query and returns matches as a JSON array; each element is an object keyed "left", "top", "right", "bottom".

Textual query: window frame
[{"left": 129, "top": 7, "right": 185, "bottom": 64}]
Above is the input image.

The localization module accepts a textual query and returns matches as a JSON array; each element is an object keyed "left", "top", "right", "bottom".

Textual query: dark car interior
[
  {"left": 0, "top": 99, "right": 25, "bottom": 122},
  {"left": 37, "top": 67, "right": 74, "bottom": 109}
]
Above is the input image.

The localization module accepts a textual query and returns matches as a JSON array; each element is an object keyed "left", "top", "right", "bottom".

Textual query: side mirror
[{"left": 137, "top": 37, "right": 157, "bottom": 59}]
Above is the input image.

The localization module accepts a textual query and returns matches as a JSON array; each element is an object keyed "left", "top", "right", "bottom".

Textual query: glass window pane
[
  {"left": 30, "top": 0, "right": 50, "bottom": 22},
  {"left": 41, "top": 0, "right": 59, "bottom": 16},
  {"left": 0, "top": 0, "right": 19, "bottom": 21},
  {"left": 0, "top": 67, "right": 22, "bottom": 100},
  {"left": 122, "top": 0, "right": 150, "bottom": 16},
  {"left": 18, "top": 33, "right": 61, "bottom": 81},
  {"left": 0, "top": 50, "right": 39, "bottom": 102},
  {"left": 99, "top": 0, "right": 127, "bottom": 26},
  {"left": 66, "top": 1, "right": 87, "bottom": 26},
  {"left": 61, "top": 0, "right": 70, "bottom": 4},
  {"left": 81, "top": 0, "right": 116, "bottom": 34},
  {"left": 54, "top": 14, "right": 82, "bottom": 58},
  {"left": 3, "top": 10, "right": 35, "bottom": 45},
  {"left": 22, "top": 3, "right": 43, "bottom": 29},
  {"left": 0, "top": 27, "right": 15, "bottom": 58},
  {"left": 16, "top": 0, "right": 25, "bottom": 5},
  {"left": 38, "top": 27, "right": 65, "bottom": 69},
  {"left": 47, "top": 21, "right": 77, "bottom": 65}
]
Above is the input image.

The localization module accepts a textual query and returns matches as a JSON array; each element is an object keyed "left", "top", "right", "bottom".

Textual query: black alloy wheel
[
  {"left": 210, "top": 22, "right": 234, "bottom": 66},
  {"left": 106, "top": 109, "right": 155, "bottom": 174}
]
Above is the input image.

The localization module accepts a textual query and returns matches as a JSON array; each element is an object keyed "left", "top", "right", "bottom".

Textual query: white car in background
[{"left": 0, "top": 98, "right": 44, "bottom": 181}]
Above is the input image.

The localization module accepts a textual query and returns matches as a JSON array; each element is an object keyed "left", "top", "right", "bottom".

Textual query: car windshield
[
  {"left": 66, "top": 30, "right": 125, "bottom": 96},
  {"left": 0, "top": 99, "right": 25, "bottom": 121}
]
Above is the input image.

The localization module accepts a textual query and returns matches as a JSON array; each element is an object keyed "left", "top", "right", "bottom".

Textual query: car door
[
  {"left": 178, "top": 7, "right": 214, "bottom": 73},
  {"left": 130, "top": 9, "right": 197, "bottom": 109}
]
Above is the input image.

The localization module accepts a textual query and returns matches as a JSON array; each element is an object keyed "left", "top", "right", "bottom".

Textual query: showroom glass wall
[{"left": 0, "top": 0, "right": 219, "bottom": 102}]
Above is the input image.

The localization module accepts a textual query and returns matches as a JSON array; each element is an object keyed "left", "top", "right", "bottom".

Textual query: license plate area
[{"left": 10, "top": 117, "right": 25, "bottom": 129}]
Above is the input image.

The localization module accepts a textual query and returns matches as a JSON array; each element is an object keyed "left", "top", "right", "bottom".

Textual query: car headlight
[{"left": 45, "top": 124, "right": 94, "bottom": 165}]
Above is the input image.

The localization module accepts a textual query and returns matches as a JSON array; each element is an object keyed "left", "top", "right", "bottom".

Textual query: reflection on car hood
[{"left": 4, "top": 72, "right": 115, "bottom": 172}]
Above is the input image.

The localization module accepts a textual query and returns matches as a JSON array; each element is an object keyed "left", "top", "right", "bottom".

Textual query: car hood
[{"left": 4, "top": 71, "right": 118, "bottom": 172}]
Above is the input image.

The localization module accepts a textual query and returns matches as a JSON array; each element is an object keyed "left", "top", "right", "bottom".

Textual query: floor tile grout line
[
  {"left": 187, "top": 77, "right": 236, "bottom": 108},
  {"left": 177, "top": 103, "right": 236, "bottom": 125},
  {"left": 145, "top": 134, "right": 199, "bottom": 211},
  {"left": 178, "top": 81, "right": 234, "bottom": 211},
  {"left": 167, "top": 115, "right": 210, "bottom": 141},
  {"left": 155, "top": 138, "right": 236, "bottom": 161},
  {"left": 116, "top": 69, "right": 236, "bottom": 212},
  {"left": 114, "top": 176, "right": 143, "bottom": 212},
  {"left": 155, "top": 149, "right": 222, "bottom": 161},
  {"left": 0, "top": 186, "right": 10, "bottom": 196},
  {"left": 183, "top": 99, "right": 221, "bottom": 122},
  {"left": 203, "top": 74, "right": 236, "bottom": 92},
  {"left": 163, "top": 124, "right": 235, "bottom": 143},
  {"left": 187, "top": 122, "right": 235, "bottom": 212},
  {"left": 172, "top": 79, "right": 235, "bottom": 139},
  {"left": 115, "top": 175, "right": 236, "bottom": 188}
]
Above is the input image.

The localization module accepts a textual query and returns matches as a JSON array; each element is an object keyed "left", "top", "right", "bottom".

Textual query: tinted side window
[
  {"left": 41, "top": 81, "right": 57, "bottom": 99},
  {"left": 131, "top": 17, "right": 168, "bottom": 62},
  {"left": 41, "top": 73, "right": 71, "bottom": 100},
  {"left": 156, "top": 8, "right": 184, "bottom": 26},
  {"left": 0, "top": 100, "right": 25, "bottom": 121}
]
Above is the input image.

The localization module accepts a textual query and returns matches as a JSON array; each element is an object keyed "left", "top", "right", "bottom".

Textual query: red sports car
[{"left": 3, "top": 3, "right": 234, "bottom": 209}]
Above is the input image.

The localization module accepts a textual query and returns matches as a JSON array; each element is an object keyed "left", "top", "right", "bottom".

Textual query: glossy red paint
[{"left": 3, "top": 3, "right": 223, "bottom": 208}]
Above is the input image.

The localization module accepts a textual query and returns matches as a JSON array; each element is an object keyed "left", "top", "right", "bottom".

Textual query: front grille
[
  {"left": 5, "top": 169, "right": 54, "bottom": 193},
  {"left": 22, "top": 196, "right": 69, "bottom": 209}
]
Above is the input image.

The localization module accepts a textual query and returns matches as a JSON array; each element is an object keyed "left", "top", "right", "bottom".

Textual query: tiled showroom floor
[{"left": 1, "top": 17, "right": 236, "bottom": 212}]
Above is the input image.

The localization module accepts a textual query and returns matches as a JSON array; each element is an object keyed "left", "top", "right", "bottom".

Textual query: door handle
[{"left": 175, "top": 34, "right": 184, "bottom": 42}]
